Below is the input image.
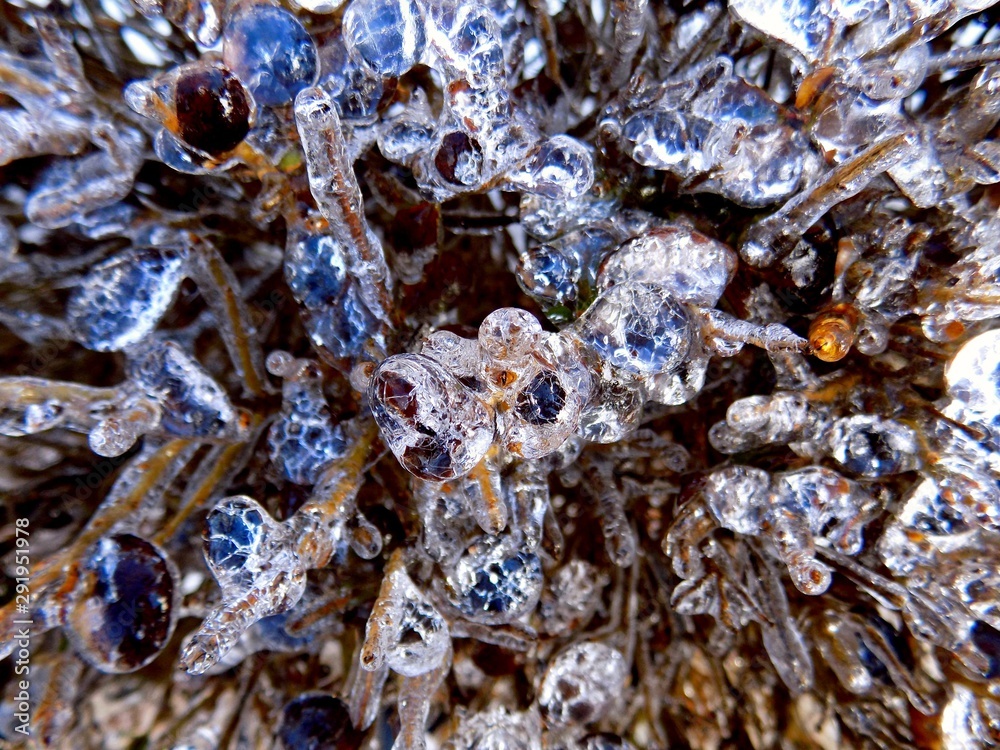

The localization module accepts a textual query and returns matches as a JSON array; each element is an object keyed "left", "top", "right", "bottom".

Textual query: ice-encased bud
[
  {"left": 445, "top": 535, "right": 543, "bottom": 624},
  {"left": 344, "top": 0, "right": 427, "bottom": 78},
  {"left": 598, "top": 225, "right": 737, "bottom": 307},
  {"left": 129, "top": 62, "right": 255, "bottom": 157},
  {"left": 279, "top": 694, "right": 364, "bottom": 750},
  {"left": 369, "top": 353, "right": 494, "bottom": 481},
  {"left": 946, "top": 329, "right": 1000, "bottom": 425},
  {"left": 443, "top": 707, "right": 543, "bottom": 750},
  {"left": 223, "top": 4, "right": 318, "bottom": 107},
  {"left": 506, "top": 135, "right": 595, "bottom": 200},
  {"left": 204, "top": 495, "right": 273, "bottom": 593},
  {"left": 128, "top": 340, "right": 239, "bottom": 439},
  {"left": 576, "top": 355, "right": 644, "bottom": 443},
  {"left": 539, "top": 642, "right": 628, "bottom": 726},
  {"left": 827, "top": 415, "right": 919, "bottom": 477},
  {"left": 506, "top": 342, "right": 590, "bottom": 458},
  {"left": 575, "top": 282, "right": 691, "bottom": 376},
  {"left": 267, "top": 352, "right": 347, "bottom": 485},
  {"left": 65, "top": 534, "right": 177, "bottom": 673},
  {"left": 362, "top": 557, "right": 450, "bottom": 676},
  {"left": 285, "top": 230, "right": 382, "bottom": 361},
  {"left": 67, "top": 246, "right": 187, "bottom": 352}
]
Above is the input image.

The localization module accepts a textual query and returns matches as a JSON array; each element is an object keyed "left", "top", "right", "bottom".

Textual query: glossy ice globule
[{"left": 224, "top": 4, "right": 318, "bottom": 107}]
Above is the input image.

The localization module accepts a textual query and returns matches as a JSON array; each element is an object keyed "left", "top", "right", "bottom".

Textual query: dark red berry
[{"left": 175, "top": 67, "right": 251, "bottom": 155}]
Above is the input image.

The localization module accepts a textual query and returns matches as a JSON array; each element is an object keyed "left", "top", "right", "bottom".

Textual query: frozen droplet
[
  {"left": 344, "top": 0, "right": 427, "bottom": 78},
  {"left": 369, "top": 353, "right": 495, "bottom": 481},
  {"left": 128, "top": 340, "right": 239, "bottom": 439},
  {"left": 267, "top": 354, "right": 347, "bottom": 485},
  {"left": 89, "top": 399, "right": 162, "bottom": 458},
  {"left": 598, "top": 225, "right": 736, "bottom": 306},
  {"left": 443, "top": 707, "right": 542, "bottom": 750},
  {"left": 622, "top": 109, "right": 697, "bottom": 170},
  {"left": 66, "top": 534, "right": 177, "bottom": 673},
  {"left": 574, "top": 281, "right": 692, "bottom": 376},
  {"left": 68, "top": 246, "right": 187, "bottom": 352},
  {"left": 204, "top": 496, "right": 272, "bottom": 594},
  {"left": 506, "top": 135, "right": 595, "bottom": 200},
  {"left": 223, "top": 4, "right": 318, "bottom": 107},
  {"left": 827, "top": 415, "right": 919, "bottom": 477},
  {"left": 538, "top": 642, "right": 628, "bottom": 726},
  {"left": 946, "top": 329, "right": 1000, "bottom": 421},
  {"left": 445, "top": 535, "right": 543, "bottom": 624},
  {"left": 362, "top": 554, "right": 450, "bottom": 676}
]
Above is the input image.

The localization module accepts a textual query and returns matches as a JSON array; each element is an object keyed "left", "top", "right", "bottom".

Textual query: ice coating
[
  {"left": 67, "top": 247, "right": 187, "bottom": 352},
  {"left": 5, "top": 0, "right": 1000, "bottom": 745},
  {"left": 369, "top": 353, "right": 494, "bottom": 481},
  {"left": 65, "top": 534, "right": 177, "bottom": 673},
  {"left": 267, "top": 352, "right": 347, "bottom": 485},
  {"left": 223, "top": 4, "right": 319, "bottom": 106},
  {"left": 538, "top": 642, "right": 628, "bottom": 726},
  {"left": 574, "top": 281, "right": 692, "bottom": 376},
  {"left": 344, "top": 0, "right": 427, "bottom": 78},
  {"left": 445, "top": 534, "right": 543, "bottom": 624}
]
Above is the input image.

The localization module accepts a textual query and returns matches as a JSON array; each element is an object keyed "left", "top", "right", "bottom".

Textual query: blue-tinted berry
[
  {"left": 343, "top": 0, "right": 426, "bottom": 79},
  {"left": 224, "top": 5, "right": 318, "bottom": 107}
]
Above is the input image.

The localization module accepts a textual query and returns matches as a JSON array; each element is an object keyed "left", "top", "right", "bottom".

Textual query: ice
[
  {"left": 266, "top": 352, "right": 348, "bottom": 485},
  {"left": 128, "top": 340, "right": 240, "bottom": 440},
  {"left": 369, "top": 353, "right": 495, "bottom": 480},
  {"left": 443, "top": 707, "right": 542, "bottom": 750},
  {"left": 320, "top": 34, "right": 389, "bottom": 124},
  {"left": 597, "top": 224, "right": 737, "bottom": 307},
  {"left": 25, "top": 123, "right": 144, "bottom": 229},
  {"left": 945, "top": 329, "right": 1000, "bottom": 424},
  {"left": 539, "top": 560, "right": 606, "bottom": 635},
  {"left": 278, "top": 694, "right": 364, "bottom": 749},
  {"left": 505, "top": 136, "right": 595, "bottom": 201},
  {"left": 344, "top": 0, "right": 427, "bottom": 78},
  {"left": 294, "top": 86, "right": 394, "bottom": 336},
  {"left": 619, "top": 66, "right": 809, "bottom": 206},
  {"left": 576, "top": 356, "right": 644, "bottom": 444},
  {"left": 826, "top": 415, "right": 919, "bottom": 477},
  {"left": 445, "top": 534, "right": 543, "bottom": 624},
  {"left": 574, "top": 281, "right": 692, "bottom": 376},
  {"left": 223, "top": 4, "right": 319, "bottom": 107},
  {"left": 285, "top": 227, "right": 384, "bottom": 362},
  {"left": 516, "top": 226, "right": 620, "bottom": 322},
  {"left": 65, "top": 534, "right": 177, "bottom": 673},
  {"left": 538, "top": 642, "right": 628, "bottom": 726},
  {"left": 478, "top": 310, "right": 592, "bottom": 459},
  {"left": 67, "top": 246, "right": 187, "bottom": 352},
  {"left": 740, "top": 131, "right": 918, "bottom": 267},
  {"left": 361, "top": 551, "right": 450, "bottom": 677}
]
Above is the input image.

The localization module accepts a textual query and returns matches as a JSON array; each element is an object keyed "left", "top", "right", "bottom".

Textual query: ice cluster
[{"left": 3, "top": 0, "right": 1000, "bottom": 748}]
